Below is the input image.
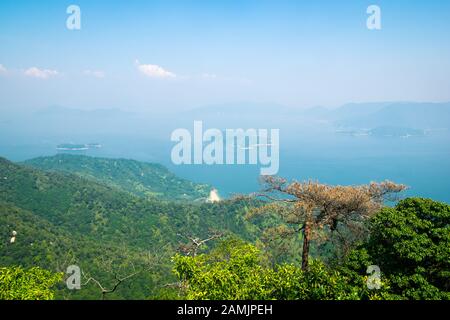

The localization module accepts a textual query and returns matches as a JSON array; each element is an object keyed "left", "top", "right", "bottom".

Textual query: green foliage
[
  {"left": 0, "top": 156, "right": 258, "bottom": 299},
  {"left": 2, "top": 154, "right": 450, "bottom": 301},
  {"left": 343, "top": 198, "right": 450, "bottom": 300},
  {"left": 0, "top": 266, "right": 62, "bottom": 300},
  {"left": 24, "top": 154, "right": 211, "bottom": 201},
  {"left": 173, "top": 239, "right": 369, "bottom": 300}
]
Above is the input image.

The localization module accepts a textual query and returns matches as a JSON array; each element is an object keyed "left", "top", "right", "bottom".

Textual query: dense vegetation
[
  {"left": 174, "top": 199, "right": 450, "bottom": 300},
  {"left": 173, "top": 239, "right": 370, "bottom": 300},
  {"left": 0, "top": 156, "right": 257, "bottom": 299},
  {"left": 24, "top": 154, "right": 210, "bottom": 201},
  {"left": 344, "top": 198, "right": 450, "bottom": 299},
  {"left": 0, "top": 155, "right": 449, "bottom": 300},
  {"left": 0, "top": 266, "right": 62, "bottom": 300}
]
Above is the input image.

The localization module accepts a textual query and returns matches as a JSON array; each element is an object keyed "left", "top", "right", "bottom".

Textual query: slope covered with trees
[
  {"left": 23, "top": 154, "right": 210, "bottom": 201},
  {"left": 0, "top": 156, "right": 257, "bottom": 299},
  {"left": 1, "top": 155, "right": 449, "bottom": 300}
]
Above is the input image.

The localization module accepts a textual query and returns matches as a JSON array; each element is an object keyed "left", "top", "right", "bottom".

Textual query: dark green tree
[{"left": 344, "top": 198, "right": 450, "bottom": 300}]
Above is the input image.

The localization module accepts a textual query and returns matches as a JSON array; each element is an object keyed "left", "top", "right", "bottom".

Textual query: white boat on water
[{"left": 56, "top": 144, "right": 89, "bottom": 151}]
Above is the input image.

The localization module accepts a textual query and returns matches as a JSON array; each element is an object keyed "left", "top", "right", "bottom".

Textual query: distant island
[
  {"left": 369, "top": 126, "right": 424, "bottom": 138},
  {"left": 336, "top": 126, "right": 425, "bottom": 138},
  {"left": 56, "top": 143, "right": 102, "bottom": 151}
]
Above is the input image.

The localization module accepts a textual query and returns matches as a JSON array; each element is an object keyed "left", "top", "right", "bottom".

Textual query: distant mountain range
[
  {"left": 33, "top": 105, "right": 134, "bottom": 118},
  {"left": 183, "top": 101, "right": 450, "bottom": 133},
  {"left": 327, "top": 102, "right": 450, "bottom": 129},
  {"left": 5, "top": 101, "right": 450, "bottom": 131}
]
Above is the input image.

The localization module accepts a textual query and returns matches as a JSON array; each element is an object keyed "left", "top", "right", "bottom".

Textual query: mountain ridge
[{"left": 22, "top": 154, "right": 211, "bottom": 201}]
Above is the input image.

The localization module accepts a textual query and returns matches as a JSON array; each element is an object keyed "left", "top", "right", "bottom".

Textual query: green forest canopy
[{"left": 0, "top": 155, "right": 448, "bottom": 300}]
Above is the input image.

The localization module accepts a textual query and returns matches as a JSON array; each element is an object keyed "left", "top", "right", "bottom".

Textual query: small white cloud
[
  {"left": 24, "top": 67, "right": 59, "bottom": 79},
  {"left": 0, "top": 64, "right": 7, "bottom": 75},
  {"left": 135, "top": 60, "right": 176, "bottom": 78},
  {"left": 83, "top": 70, "right": 105, "bottom": 78}
]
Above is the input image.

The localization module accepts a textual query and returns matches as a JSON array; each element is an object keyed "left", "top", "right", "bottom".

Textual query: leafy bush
[
  {"left": 0, "top": 266, "right": 62, "bottom": 300},
  {"left": 343, "top": 198, "right": 450, "bottom": 300},
  {"left": 173, "top": 239, "right": 371, "bottom": 300}
]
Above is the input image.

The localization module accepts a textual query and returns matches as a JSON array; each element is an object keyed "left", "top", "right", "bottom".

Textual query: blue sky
[{"left": 1, "top": 0, "right": 450, "bottom": 112}]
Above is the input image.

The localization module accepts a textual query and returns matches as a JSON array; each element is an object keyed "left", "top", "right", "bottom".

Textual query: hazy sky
[{"left": 1, "top": 0, "right": 450, "bottom": 113}]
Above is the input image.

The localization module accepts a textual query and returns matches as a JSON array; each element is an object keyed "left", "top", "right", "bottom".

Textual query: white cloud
[
  {"left": 135, "top": 60, "right": 176, "bottom": 78},
  {"left": 0, "top": 64, "right": 7, "bottom": 75},
  {"left": 24, "top": 67, "right": 59, "bottom": 79},
  {"left": 83, "top": 70, "right": 105, "bottom": 78}
]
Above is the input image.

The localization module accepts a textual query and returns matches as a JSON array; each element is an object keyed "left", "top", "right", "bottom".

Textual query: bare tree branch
[{"left": 177, "top": 230, "right": 224, "bottom": 256}]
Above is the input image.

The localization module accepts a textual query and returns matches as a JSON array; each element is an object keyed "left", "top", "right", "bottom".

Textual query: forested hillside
[
  {"left": 0, "top": 156, "right": 449, "bottom": 300},
  {"left": 23, "top": 154, "right": 210, "bottom": 201},
  {"left": 0, "top": 156, "right": 258, "bottom": 299}
]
